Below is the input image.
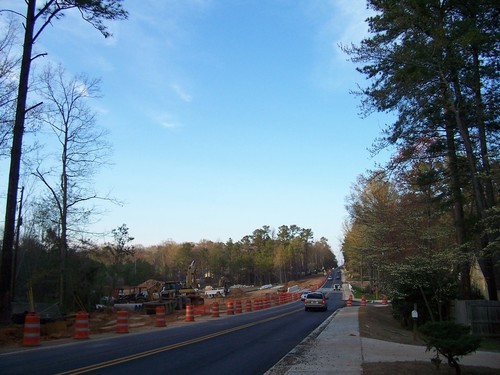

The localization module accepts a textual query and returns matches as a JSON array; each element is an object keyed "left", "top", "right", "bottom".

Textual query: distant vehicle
[
  {"left": 327, "top": 276, "right": 333, "bottom": 281},
  {"left": 336, "top": 275, "right": 341, "bottom": 280},
  {"left": 304, "top": 292, "right": 328, "bottom": 312},
  {"left": 333, "top": 284, "right": 341, "bottom": 291},
  {"left": 204, "top": 288, "right": 226, "bottom": 298},
  {"left": 300, "top": 290, "right": 311, "bottom": 301}
]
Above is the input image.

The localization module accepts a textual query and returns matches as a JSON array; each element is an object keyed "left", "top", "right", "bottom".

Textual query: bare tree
[
  {"left": 0, "top": 15, "right": 19, "bottom": 157},
  {"left": 33, "top": 64, "right": 112, "bottom": 307},
  {"left": 0, "top": 0, "right": 127, "bottom": 322}
]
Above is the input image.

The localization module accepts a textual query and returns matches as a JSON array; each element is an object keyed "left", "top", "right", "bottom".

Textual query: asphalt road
[{"left": 0, "top": 271, "right": 344, "bottom": 375}]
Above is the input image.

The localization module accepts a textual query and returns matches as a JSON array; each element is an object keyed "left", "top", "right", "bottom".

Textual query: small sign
[{"left": 411, "top": 309, "right": 418, "bottom": 319}]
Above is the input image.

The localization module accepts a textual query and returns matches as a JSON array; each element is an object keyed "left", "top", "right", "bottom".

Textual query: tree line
[
  {"left": 341, "top": 0, "right": 499, "bottom": 322},
  {"left": 15, "top": 224, "right": 336, "bottom": 312}
]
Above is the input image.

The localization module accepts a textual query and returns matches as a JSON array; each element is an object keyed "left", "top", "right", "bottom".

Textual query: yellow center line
[{"left": 55, "top": 308, "right": 301, "bottom": 374}]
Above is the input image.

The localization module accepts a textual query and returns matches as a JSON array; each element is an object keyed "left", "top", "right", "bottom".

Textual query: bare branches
[{"left": 32, "top": 63, "right": 115, "bottom": 255}]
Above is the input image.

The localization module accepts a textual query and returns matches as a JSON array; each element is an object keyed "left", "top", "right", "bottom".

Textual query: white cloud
[
  {"left": 304, "top": 0, "right": 373, "bottom": 91},
  {"left": 153, "top": 112, "right": 182, "bottom": 130},
  {"left": 171, "top": 83, "right": 192, "bottom": 102}
]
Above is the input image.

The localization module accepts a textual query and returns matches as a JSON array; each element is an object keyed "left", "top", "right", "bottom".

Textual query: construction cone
[
  {"left": 235, "top": 300, "right": 242, "bottom": 314},
  {"left": 74, "top": 311, "right": 90, "bottom": 339},
  {"left": 361, "top": 295, "right": 366, "bottom": 307},
  {"left": 116, "top": 310, "right": 129, "bottom": 333},
  {"left": 185, "top": 305, "right": 195, "bottom": 322},
  {"left": 211, "top": 302, "right": 220, "bottom": 317},
  {"left": 155, "top": 306, "right": 166, "bottom": 327},
  {"left": 226, "top": 301, "right": 234, "bottom": 315},
  {"left": 23, "top": 313, "right": 41, "bottom": 346}
]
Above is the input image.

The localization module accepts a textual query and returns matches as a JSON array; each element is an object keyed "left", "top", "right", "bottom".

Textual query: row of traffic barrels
[
  {"left": 22, "top": 307, "right": 169, "bottom": 346},
  {"left": 186, "top": 293, "right": 302, "bottom": 322},
  {"left": 23, "top": 294, "right": 303, "bottom": 345},
  {"left": 345, "top": 294, "right": 389, "bottom": 307}
]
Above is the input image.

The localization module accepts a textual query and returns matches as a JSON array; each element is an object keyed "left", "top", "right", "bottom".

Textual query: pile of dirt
[{"left": 227, "top": 288, "right": 247, "bottom": 298}]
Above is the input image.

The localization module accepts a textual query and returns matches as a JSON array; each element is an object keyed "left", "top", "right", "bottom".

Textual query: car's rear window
[{"left": 306, "top": 293, "right": 323, "bottom": 299}]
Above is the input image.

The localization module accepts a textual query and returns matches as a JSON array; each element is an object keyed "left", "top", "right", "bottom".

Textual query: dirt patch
[
  {"left": 359, "top": 304, "right": 498, "bottom": 375},
  {"left": 359, "top": 304, "right": 425, "bottom": 346}
]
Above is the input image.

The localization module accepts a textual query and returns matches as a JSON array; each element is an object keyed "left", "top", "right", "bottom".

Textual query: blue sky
[{"left": 1, "top": 1, "right": 391, "bottom": 260}]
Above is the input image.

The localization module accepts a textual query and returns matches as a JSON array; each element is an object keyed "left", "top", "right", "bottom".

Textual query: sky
[{"left": 1, "top": 1, "right": 391, "bottom": 261}]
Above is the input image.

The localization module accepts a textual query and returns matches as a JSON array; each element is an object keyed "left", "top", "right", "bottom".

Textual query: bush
[{"left": 419, "top": 321, "right": 481, "bottom": 374}]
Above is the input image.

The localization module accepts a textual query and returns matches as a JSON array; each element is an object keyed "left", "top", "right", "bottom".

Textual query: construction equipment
[
  {"left": 116, "top": 287, "right": 138, "bottom": 303},
  {"left": 160, "top": 260, "right": 204, "bottom": 308},
  {"left": 134, "top": 280, "right": 162, "bottom": 303}
]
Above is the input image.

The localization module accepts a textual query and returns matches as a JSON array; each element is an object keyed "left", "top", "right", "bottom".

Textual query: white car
[{"left": 300, "top": 290, "right": 311, "bottom": 301}]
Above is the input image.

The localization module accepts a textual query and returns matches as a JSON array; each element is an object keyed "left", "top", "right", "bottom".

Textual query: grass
[
  {"left": 480, "top": 338, "right": 500, "bottom": 352},
  {"left": 351, "top": 284, "right": 379, "bottom": 300}
]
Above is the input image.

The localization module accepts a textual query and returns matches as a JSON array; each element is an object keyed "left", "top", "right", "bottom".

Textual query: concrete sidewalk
[{"left": 265, "top": 306, "right": 500, "bottom": 375}]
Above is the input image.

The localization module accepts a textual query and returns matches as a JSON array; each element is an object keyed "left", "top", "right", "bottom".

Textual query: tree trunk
[
  {"left": 444, "top": 109, "right": 470, "bottom": 298},
  {"left": 0, "top": 0, "right": 36, "bottom": 323}
]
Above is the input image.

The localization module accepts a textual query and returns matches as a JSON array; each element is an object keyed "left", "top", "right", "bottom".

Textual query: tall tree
[
  {"left": 342, "top": 0, "right": 499, "bottom": 299},
  {"left": 0, "top": 0, "right": 127, "bottom": 322},
  {"left": 33, "top": 64, "right": 112, "bottom": 307}
]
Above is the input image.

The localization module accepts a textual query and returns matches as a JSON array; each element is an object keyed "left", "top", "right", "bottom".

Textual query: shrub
[{"left": 419, "top": 321, "right": 481, "bottom": 375}]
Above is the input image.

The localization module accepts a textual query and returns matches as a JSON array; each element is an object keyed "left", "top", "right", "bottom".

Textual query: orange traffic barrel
[
  {"left": 255, "top": 299, "right": 262, "bottom": 310},
  {"left": 235, "top": 300, "right": 242, "bottom": 314},
  {"left": 23, "top": 312, "right": 41, "bottom": 346},
  {"left": 245, "top": 299, "right": 252, "bottom": 312},
  {"left": 226, "top": 301, "right": 234, "bottom": 315},
  {"left": 155, "top": 306, "right": 166, "bottom": 327},
  {"left": 116, "top": 310, "right": 129, "bottom": 333},
  {"left": 346, "top": 294, "right": 353, "bottom": 307},
  {"left": 211, "top": 302, "right": 220, "bottom": 318},
  {"left": 361, "top": 295, "right": 367, "bottom": 307},
  {"left": 74, "top": 311, "right": 90, "bottom": 339},
  {"left": 382, "top": 295, "right": 388, "bottom": 305},
  {"left": 185, "top": 305, "right": 195, "bottom": 322}
]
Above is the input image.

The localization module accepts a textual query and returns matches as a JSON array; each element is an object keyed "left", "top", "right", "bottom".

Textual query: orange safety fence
[{"left": 193, "top": 305, "right": 211, "bottom": 316}]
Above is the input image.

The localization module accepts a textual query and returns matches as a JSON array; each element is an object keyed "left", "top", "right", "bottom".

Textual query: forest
[{"left": 341, "top": 0, "right": 499, "bottom": 321}]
